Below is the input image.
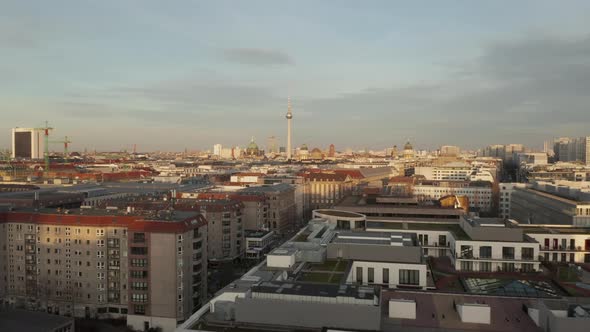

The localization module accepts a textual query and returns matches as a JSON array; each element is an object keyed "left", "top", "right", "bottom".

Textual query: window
[
  {"left": 97, "top": 262, "right": 105, "bottom": 269},
  {"left": 134, "top": 305, "right": 145, "bottom": 315},
  {"left": 522, "top": 263, "right": 534, "bottom": 272},
  {"left": 131, "top": 247, "right": 148, "bottom": 255},
  {"left": 438, "top": 235, "right": 447, "bottom": 246},
  {"left": 131, "top": 293, "right": 148, "bottom": 303},
  {"left": 460, "top": 245, "right": 473, "bottom": 259},
  {"left": 131, "top": 270, "right": 148, "bottom": 279},
  {"left": 382, "top": 268, "right": 389, "bottom": 284},
  {"left": 96, "top": 229, "right": 105, "bottom": 237},
  {"left": 367, "top": 267, "right": 374, "bottom": 283},
  {"left": 502, "top": 247, "right": 515, "bottom": 260},
  {"left": 479, "top": 246, "right": 492, "bottom": 259},
  {"left": 192, "top": 241, "right": 202, "bottom": 250},
  {"left": 131, "top": 282, "right": 148, "bottom": 291},
  {"left": 399, "top": 269, "right": 419, "bottom": 285},
  {"left": 97, "top": 239, "right": 105, "bottom": 247},
  {"left": 133, "top": 233, "right": 146, "bottom": 243},
  {"left": 522, "top": 248, "right": 534, "bottom": 260},
  {"left": 356, "top": 266, "right": 362, "bottom": 283},
  {"left": 131, "top": 259, "right": 148, "bottom": 267},
  {"left": 480, "top": 262, "right": 492, "bottom": 272}
]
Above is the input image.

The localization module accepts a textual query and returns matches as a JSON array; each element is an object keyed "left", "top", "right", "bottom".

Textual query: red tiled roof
[
  {"left": 0, "top": 211, "right": 207, "bottom": 233},
  {"left": 302, "top": 172, "right": 350, "bottom": 182},
  {"left": 389, "top": 176, "right": 415, "bottom": 184},
  {"left": 333, "top": 169, "right": 364, "bottom": 179}
]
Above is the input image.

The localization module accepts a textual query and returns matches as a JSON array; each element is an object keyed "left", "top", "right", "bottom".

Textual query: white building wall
[
  {"left": 453, "top": 240, "right": 540, "bottom": 272},
  {"left": 348, "top": 261, "right": 427, "bottom": 289},
  {"left": 457, "top": 304, "right": 491, "bottom": 324},
  {"left": 499, "top": 183, "right": 528, "bottom": 218},
  {"left": 413, "top": 185, "right": 493, "bottom": 212},
  {"left": 389, "top": 299, "right": 416, "bottom": 319}
]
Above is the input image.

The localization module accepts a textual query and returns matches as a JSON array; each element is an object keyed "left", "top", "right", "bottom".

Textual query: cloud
[
  {"left": 0, "top": 20, "right": 42, "bottom": 49},
  {"left": 222, "top": 48, "right": 294, "bottom": 66},
  {"left": 295, "top": 34, "right": 590, "bottom": 148}
]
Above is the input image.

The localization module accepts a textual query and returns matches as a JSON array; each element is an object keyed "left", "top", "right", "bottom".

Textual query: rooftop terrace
[{"left": 366, "top": 220, "right": 471, "bottom": 240}]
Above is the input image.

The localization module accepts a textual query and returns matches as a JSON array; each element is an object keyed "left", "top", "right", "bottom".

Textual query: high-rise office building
[
  {"left": 212, "top": 144, "right": 222, "bottom": 156},
  {"left": 266, "top": 136, "right": 278, "bottom": 154},
  {"left": 11, "top": 128, "right": 45, "bottom": 159},
  {"left": 553, "top": 137, "right": 590, "bottom": 164}
]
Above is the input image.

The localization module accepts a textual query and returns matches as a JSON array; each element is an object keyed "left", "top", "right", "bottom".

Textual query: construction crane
[
  {"left": 34, "top": 121, "right": 53, "bottom": 172},
  {"left": 50, "top": 136, "right": 72, "bottom": 163}
]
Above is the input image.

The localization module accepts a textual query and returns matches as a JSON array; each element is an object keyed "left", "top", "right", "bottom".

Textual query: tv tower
[{"left": 286, "top": 97, "right": 293, "bottom": 160}]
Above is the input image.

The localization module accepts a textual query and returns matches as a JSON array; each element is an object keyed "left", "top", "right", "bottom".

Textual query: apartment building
[
  {"left": 239, "top": 184, "right": 296, "bottom": 234},
  {"left": 179, "top": 191, "right": 268, "bottom": 231},
  {"left": 452, "top": 217, "right": 540, "bottom": 273},
  {"left": 327, "top": 231, "right": 429, "bottom": 290},
  {"left": 554, "top": 136, "right": 590, "bottom": 165},
  {"left": 414, "top": 163, "right": 472, "bottom": 181},
  {"left": 177, "top": 199, "right": 244, "bottom": 262},
  {"left": 499, "top": 182, "right": 528, "bottom": 218},
  {"left": 301, "top": 172, "right": 353, "bottom": 209},
  {"left": 95, "top": 194, "right": 245, "bottom": 263},
  {"left": 413, "top": 180, "right": 493, "bottom": 213},
  {"left": 0, "top": 208, "right": 208, "bottom": 332},
  {"left": 511, "top": 186, "right": 590, "bottom": 226},
  {"left": 525, "top": 227, "right": 590, "bottom": 264}
]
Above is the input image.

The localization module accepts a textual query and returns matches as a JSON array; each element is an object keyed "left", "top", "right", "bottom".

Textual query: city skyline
[{"left": 2, "top": 1, "right": 590, "bottom": 151}]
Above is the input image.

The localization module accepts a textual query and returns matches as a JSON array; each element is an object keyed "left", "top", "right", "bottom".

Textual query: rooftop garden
[{"left": 298, "top": 260, "right": 349, "bottom": 284}]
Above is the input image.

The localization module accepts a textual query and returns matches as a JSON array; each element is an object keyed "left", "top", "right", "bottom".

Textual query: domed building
[
  {"left": 391, "top": 145, "right": 398, "bottom": 158},
  {"left": 310, "top": 147, "right": 323, "bottom": 160},
  {"left": 403, "top": 141, "right": 414, "bottom": 159},
  {"left": 245, "top": 137, "right": 261, "bottom": 157},
  {"left": 298, "top": 144, "right": 309, "bottom": 160}
]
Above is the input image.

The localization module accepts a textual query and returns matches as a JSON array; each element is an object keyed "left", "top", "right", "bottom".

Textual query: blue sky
[{"left": 2, "top": 1, "right": 590, "bottom": 152}]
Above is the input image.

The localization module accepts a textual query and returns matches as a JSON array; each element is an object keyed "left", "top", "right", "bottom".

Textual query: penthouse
[{"left": 336, "top": 194, "right": 466, "bottom": 221}]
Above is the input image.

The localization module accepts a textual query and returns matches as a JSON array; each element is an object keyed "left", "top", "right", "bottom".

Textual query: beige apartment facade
[{"left": 0, "top": 209, "right": 208, "bottom": 332}]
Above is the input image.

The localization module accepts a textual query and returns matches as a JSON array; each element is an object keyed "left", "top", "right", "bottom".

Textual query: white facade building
[
  {"left": 499, "top": 182, "right": 528, "bottom": 218},
  {"left": 213, "top": 144, "right": 222, "bottom": 156},
  {"left": 11, "top": 127, "right": 45, "bottom": 159},
  {"left": 413, "top": 181, "right": 493, "bottom": 212}
]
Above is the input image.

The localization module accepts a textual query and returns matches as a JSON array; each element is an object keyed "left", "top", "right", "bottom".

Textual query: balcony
[
  {"left": 454, "top": 252, "right": 537, "bottom": 262},
  {"left": 422, "top": 242, "right": 450, "bottom": 248},
  {"left": 542, "top": 246, "right": 589, "bottom": 252}
]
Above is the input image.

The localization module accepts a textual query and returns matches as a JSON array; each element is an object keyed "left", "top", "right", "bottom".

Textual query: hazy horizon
[{"left": 2, "top": 1, "right": 590, "bottom": 151}]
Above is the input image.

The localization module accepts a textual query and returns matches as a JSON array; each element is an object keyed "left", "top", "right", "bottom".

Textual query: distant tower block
[
  {"left": 286, "top": 97, "right": 293, "bottom": 160},
  {"left": 328, "top": 144, "right": 335, "bottom": 157}
]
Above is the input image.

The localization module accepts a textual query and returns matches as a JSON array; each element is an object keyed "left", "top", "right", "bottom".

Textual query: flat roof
[
  {"left": 0, "top": 309, "right": 73, "bottom": 332},
  {"left": 333, "top": 231, "right": 414, "bottom": 246},
  {"left": 382, "top": 290, "right": 539, "bottom": 332},
  {"left": 314, "top": 209, "right": 365, "bottom": 218},
  {"left": 252, "top": 281, "right": 378, "bottom": 301},
  {"left": 269, "top": 247, "right": 298, "bottom": 256},
  {"left": 516, "top": 187, "right": 590, "bottom": 205},
  {"left": 366, "top": 220, "right": 471, "bottom": 240},
  {"left": 244, "top": 229, "right": 273, "bottom": 238},
  {"left": 239, "top": 183, "right": 293, "bottom": 193}
]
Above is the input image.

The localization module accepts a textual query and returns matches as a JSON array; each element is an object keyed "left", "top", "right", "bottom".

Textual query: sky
[{"left": 1, "top": 1, "right": 590, "bottom": 152}]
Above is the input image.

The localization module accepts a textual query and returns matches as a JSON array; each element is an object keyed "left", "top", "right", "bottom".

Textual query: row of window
[{"left": 355, "top": 267, "right": 420, "bottom": 286}]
